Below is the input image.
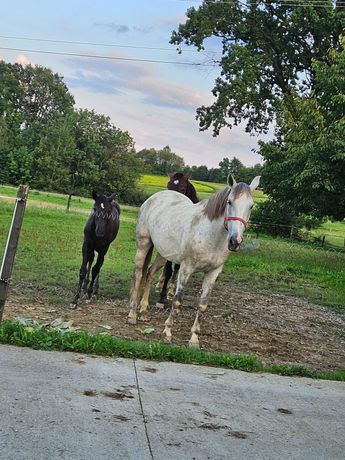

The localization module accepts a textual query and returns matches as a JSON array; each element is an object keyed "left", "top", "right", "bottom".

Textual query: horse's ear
[
  {"left": 92, "top": 190, "right": 98, "bottom": 201},
  {"left": 249, "top": 176, "right": 261, "bottom": 191},
  {"left": 108, "top": 193, "right": 116, "bottom": 201},
  {"left": 183, "top": 172, "right": 192, "bottom": 181},
  {"left": 227, "top": 174, "right": 237, "bottom": 188}
]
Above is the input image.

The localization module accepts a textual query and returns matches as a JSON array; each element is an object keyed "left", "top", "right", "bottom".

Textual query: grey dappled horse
[{"left": 127, "top": 175, "right": 260, "bottom": 347}]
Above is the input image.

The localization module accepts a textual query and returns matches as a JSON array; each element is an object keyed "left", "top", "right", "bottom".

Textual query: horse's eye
[
  {"left": 249, "top": 205, "right": 254, "bottom": 210},
  {"left": 227, "top": 200, "right": 232, "bottom": 205}
]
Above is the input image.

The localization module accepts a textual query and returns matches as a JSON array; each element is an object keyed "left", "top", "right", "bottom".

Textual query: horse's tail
[{"left": 139, "top": 244, "right": 154, "bottom": 293}]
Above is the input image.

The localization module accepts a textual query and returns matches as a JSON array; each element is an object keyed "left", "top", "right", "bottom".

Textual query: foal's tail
[{"left": 139, "top": 244, "right": 154, "bottom": 294}]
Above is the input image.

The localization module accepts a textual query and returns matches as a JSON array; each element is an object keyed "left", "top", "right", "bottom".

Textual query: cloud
[
  {"left": 15, "top": 54, "right": 34, "bottom": 66},
  {"left": 93, "top": 22, "right": 129, "bottom": 34},
  {"left": 65, "top": 56, "right": 206, "bottom": 111},
  {"left": 93, "top": 23, "right": 152, "bottom": 35}
]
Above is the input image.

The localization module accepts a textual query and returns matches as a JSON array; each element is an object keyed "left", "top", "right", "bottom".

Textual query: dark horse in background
[
  {"left": 156, "top": 172, "right": 199, "bottom": 306},
  {"left": 71, "top": 191, "right": 120, "bottom": 307}
]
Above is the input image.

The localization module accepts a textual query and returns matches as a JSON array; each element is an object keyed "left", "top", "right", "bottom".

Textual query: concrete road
[{"left": 0, "top": 345, "right": 344, "bottom": 460}]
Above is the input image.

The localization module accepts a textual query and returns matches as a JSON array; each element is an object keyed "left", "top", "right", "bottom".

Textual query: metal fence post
[{"left": 0, "top": 185, "right": 29, "bottom": 323}]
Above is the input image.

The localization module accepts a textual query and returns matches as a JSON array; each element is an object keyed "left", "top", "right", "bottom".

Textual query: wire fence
[{"left": 248, "top": 220, "right": 345, "bottom": 253}]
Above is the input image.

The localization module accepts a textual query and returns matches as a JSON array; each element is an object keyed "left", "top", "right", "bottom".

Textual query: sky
[{"left": 0, "top": 0, "right": 268, "bottom": 168}]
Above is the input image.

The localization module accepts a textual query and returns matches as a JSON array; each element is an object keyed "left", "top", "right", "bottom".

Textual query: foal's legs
[
  {"left": 127, "top": 239, "right": 153, "bottom": 324},
  {"left": 167, "top": 264, "right": 180, "bottom": 300},
  {"left": 157, "top": 261, "right": 173, "bottom": 305},
  {"left": 163, "top": 263, "right": 193, "bottom": 343},
  {"left": 87, "top": 248, "right": 108, "bottom": 300},
  {"left": 139, "top": 253, "right": 166, "bottom": 321},
  {"left": 71, "top": 242, "right": 93, "bottom": 306},
  {"left": 82, "top": 253, "right": 94, "bottom": 291},
  {"left": 189, "top": 265, "right": 223, "bottom": 348}
]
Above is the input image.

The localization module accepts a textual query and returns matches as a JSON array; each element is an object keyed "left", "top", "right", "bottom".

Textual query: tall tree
[
  {"left": 171, "top": 1, "right": 344, "bottom": 135},
  {"left": 137, "top": 145, "right": 185, "bottom": 175},
  {"left": 260, "top": 43, "right": 345, "bottom": 221}
]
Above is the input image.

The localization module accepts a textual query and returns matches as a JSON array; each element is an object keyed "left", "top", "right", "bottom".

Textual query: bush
[
  {"left": 119, "top": 187, "right": 150, "bottom": 206},
  {"left": 251, "top": 200, "right": 324, "bottom": 237}
]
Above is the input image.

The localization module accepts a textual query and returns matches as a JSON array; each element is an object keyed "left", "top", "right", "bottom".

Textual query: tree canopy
[
  {"left": 260, "top": 44, "right": 345, "bottom": 221},
  {"left": 0, "top": 61, "right": 143, "bottom": 204},
  {"left": 137, "top": 145, "right": 185, "bottom": 175},
  {"left": 171, "top": 0, "right": 344, "bottom": 135}
]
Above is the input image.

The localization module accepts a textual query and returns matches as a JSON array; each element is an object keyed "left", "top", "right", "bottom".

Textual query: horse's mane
[
  {"left": 203, "top": 183, "right": 251, "bottom": 221},
  {"left": 91, "top": 200, "right": 120, "bottom": 221}
]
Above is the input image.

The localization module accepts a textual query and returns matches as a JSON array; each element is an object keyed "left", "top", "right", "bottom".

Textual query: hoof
[
  {"left": 127, "top": 317, "right": 137, "bottom": 325},
  {"left": 69, "top": 303, "right": 77, "bottom": 309},
  {"left": 139, "top": 315, "right": 149, "bottom": 322},
  {"left": 163, "top": 337, "right": 172, "bottom": 345}
]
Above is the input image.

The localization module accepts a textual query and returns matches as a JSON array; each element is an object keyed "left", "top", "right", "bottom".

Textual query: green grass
[
  {"left": 0, "top": 184, "right": 139, "bottom": 216},
  {"left": 311, "top": 220, "right": 345, "bottom": 248},
  {"left": 0, "top": 200, "right": 137, "bottom": 304},
  {"left": 1, "top": 320, "right": 344, "bottom": 381},
  {"left": 0, "top": 187, "right": 344, "bottom": 310},
  {"left": 222, "top": 233, "right": 345, "bottom": 311}
]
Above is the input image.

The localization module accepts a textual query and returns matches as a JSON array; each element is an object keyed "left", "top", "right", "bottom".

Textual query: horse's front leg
[
  {"left": 189, "top": 265, "right": 224, "bottom": 348},
  {"left": 87, "top": 249, "right": 106, "bottom": 300},
  {"left": 127, "top": 240, "right": 153, "bottom": 325},
  {"left": 71, "top": 242, "right": 91, "bottom": 307},
  {"left": 163, "top": 263, "right": 193, "bottom": 343},
  {"left": 82, "top": 252, "right": 94, "bottom": 292}
]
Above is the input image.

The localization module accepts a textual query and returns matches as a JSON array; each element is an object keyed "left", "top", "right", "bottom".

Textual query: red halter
[{"left": 224, "top": 216, "right": 248, "bottom": 229}]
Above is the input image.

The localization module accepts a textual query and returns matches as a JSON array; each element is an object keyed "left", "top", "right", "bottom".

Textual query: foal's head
[
  {"left": 225, "top": 175, "right": 260, "bottom": 251},
  {"left": 167, "top": 172, "right": 192, "bottom": 195},
  {"left": 92, "top": 190, "right": 117, "bottom": 238}
]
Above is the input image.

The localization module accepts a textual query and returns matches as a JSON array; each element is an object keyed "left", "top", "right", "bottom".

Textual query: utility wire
[
  {"left": 0, "top": 34, "right": 220, "bottom": 55},
  {"left": 0, "top": 46, "right": 219, "bottom": 67}
]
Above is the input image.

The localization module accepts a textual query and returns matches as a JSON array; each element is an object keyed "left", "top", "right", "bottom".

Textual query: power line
[
  {"left": 0, "top": 34, "right": 221, "bottom": 55},
  {"left": 0, "top": 46, "right": 219, "bottom": 67}
]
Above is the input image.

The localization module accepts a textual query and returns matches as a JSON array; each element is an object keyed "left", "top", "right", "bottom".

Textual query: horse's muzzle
[{"left": 228, "top": 235, "right": 241, "bottom": 252}]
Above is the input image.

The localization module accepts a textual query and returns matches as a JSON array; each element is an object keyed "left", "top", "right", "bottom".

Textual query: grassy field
[
  {"left": 0, "top": 184, "right": 344, "bottom": 311},
  {"left": 139, "top": 174, "right": 267, "bottom": 202}
]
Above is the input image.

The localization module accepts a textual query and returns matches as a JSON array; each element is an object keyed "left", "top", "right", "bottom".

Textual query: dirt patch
[
  {"left": 228, "top": 431, "right": 248, "bottom": 439},
  {"left": 198, "top": 423, "right": 229, "bottom": 431},
  {"left": 102, "top": 390, "right": 134, "bottom": 400},
  {"left": 3, "top": 281, "right": 345, "bottom": 371},
  {"left": 83, "top": 390, "right": 97, "bottom": 397}
]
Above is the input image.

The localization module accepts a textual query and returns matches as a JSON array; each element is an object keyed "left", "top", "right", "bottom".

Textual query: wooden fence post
[{"left": 0, "top": 185, "right": 29, "bottom": 324}]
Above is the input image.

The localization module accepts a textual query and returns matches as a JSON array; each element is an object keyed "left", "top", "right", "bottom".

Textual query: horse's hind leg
[
  {"left": 163, "top": 263, "right": 193, "bottom": 343},
  {"left": 189, "top": 265, "right": 223, "bottom": 348},
  {"left": 139, "top": 253, "right": 166, "bottom": 321},
  {"left": 127, "top": 239, "right": 153, "bottom": 325}
]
